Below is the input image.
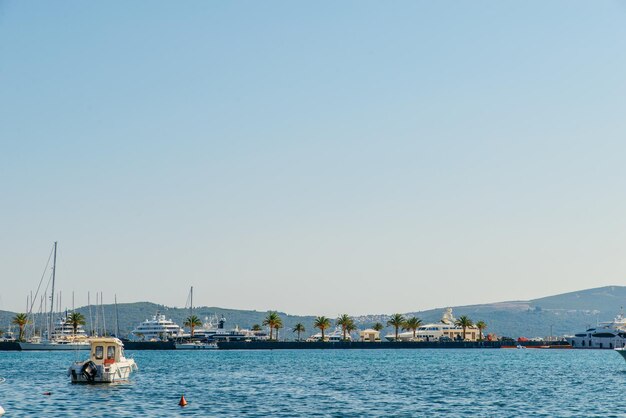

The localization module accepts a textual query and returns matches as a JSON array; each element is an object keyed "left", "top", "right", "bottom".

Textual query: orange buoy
[
  {"left": 43, "top": 392, "right": 52, "bottom": 396},
  {"left": 178, "top": 394, "right": 187, "bottom": 407}
]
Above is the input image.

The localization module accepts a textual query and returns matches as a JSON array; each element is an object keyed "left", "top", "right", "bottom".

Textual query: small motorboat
[{"left": 68, "top": 337, "right": 137, "bottom": 383}]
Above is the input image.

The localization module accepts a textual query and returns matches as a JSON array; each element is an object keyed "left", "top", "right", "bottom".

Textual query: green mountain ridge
[{"left": 1, "top": 285, "right": 624, "bottom": 340}]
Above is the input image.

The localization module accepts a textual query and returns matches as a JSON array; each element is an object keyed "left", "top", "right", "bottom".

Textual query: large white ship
[
  {"left": 567, "top": 312, "right": 626, "bottom": 349},
  {"left": 131, "top": 312, "right": 185, "bottom": 341},
  {"left": 20, "top": 315, "right": 91, "bottom": 351},
  {"left": 385, "top": 308, "right": 479, "bottom": 342}
]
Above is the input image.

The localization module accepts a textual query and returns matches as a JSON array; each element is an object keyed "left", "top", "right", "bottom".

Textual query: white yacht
[
  {"left": 567, "top": 312, "right": 626, "bottom": 349},
  {"left": 68, "top": 337, "right": 137, "bottom": 383},
  {"left": 19, "top": 315, "right": 90, "bottom": 351},
  {"left": 131, "top": 312, "right": 184, "bottom": 341},
  {"left": 175, "top": 341, "right": 218, "bottom": 349},
  {"left": 306, "top": 327, "right": 353, "bottom": 342},
  {"left": 385, "top": 308, "right": 479, "bottom": 342}
]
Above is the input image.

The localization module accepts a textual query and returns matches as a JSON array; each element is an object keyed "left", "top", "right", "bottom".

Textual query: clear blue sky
[{"left": 1, "top": 1, "right": 626, "bottom": 315}]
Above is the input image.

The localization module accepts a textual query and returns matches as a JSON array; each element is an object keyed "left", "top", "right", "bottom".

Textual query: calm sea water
[{"left": 1, "top": 349, "right": 625, "bottom": 417}]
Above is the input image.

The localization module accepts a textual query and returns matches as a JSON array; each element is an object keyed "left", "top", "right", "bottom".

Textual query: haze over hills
[{"left": 1, "top": 286, "right": 624, "bottom": 340}]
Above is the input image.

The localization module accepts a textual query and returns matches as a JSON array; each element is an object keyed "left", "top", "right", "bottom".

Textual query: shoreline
[{"left": 214, "top": 340, "right": 573, "bottom": 350}]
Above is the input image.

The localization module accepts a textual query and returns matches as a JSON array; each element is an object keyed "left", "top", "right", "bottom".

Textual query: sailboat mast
[
  {"left": 49, "top": 241, "right": 57, "bottom": 339},
  {"left": 190, "top": 286, "right": 193, "bottom": 318},
  {"left": 88, "top": 292, "right": 93, "bottom": 336},
  {"left": 115, "top": 294, "right": 120, "bottom": 337}
]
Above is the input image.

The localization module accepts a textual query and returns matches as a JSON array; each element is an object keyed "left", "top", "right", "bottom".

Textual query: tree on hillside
[
  {"left": 372, "top": 322, "right": 384, "bottom": 332},
  {"left": 251, "top": 324, "right": 262, "bottom": 332}
]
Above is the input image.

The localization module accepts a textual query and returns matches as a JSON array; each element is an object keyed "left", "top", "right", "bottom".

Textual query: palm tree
[
  {"left": 475, "top": 320, "right": 487, "bottom": 341},
  {"left": 372, "top": 322, "right": 384, "bottom": 332},
  {"left": 346, "top": 320, "right": 357, "bottom": 339},
  {"left": 12, "top": 313, "right": 29, "bottom": 341},
  {"left": 314, "top": 316, "right": 332, "bottom": 341},
  {"left": 387, "top": 314, "right": 405, "bottom": 342},
  {"left": 262, "top": 311, "right": 281, "bottom": 340},
  {"left": 403, "top": 317, "right": 423, "bottom": 340},
  {"left": 184, "top": 315, "right": 203, "bottom": 337},
  {"left": 66, "top": 312, "right": 86, "bottom": 337},
  {"left": 251, "top": 324, "right": 262, "bottom": 332},
  {"left": 336, "top": 314, "right": 353, "bottom": 341},
  {"left": 292, "top": 323, "right": 305, "bottom": 341},
  {"left": 455, "top": 315, "right": 474, "bottom": 340},
  {"left": 274, "top": 318, "right": 283, "bottom": 340}
]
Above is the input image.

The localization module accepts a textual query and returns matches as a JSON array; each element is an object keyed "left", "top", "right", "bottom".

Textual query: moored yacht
[
  {"left": 131, "top": 312, "right": 184, "bottom": 341},
  {"left": 20, "top": 313, "right": 91, "bottom": 351},
  {"left": 306, "top": 327, "right": 353, "bottom": 342},
  {"left": 567, "top": 312, "right": 626, "bottom": 349},
  {"left": 385, "top": 308, "right": 479, "bottom": 342}
]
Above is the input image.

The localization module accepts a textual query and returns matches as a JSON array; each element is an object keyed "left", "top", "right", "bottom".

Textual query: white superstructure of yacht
[
  {"left": 306, "top": 327, "right": 353, "bottom": 342},
  {"left": 192, "top": 316, "right": 265, "bottom": 342},
  {"left": 131, "top": 312, "right": 184, "bottom": 341},
  {"left": 19, "top": 315, "right": 90, "bottom": 351},
  {"left": 385, "top": 308, "right": 479, "bottom": 342},
  {"left": 567, "top": 312, "right": 626, "bottom": 349}
]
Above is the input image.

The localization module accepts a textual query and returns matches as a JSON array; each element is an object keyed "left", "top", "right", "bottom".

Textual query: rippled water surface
[{"left": 1, "top": 349, "right": 625, "bottom": 417}]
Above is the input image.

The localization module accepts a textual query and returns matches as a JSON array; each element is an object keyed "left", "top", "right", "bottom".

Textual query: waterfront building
[{"left": 359, "top": 329, "right": 380, "bottom": 342}]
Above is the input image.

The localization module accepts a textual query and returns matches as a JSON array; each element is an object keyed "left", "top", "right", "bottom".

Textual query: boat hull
[
  {"left": 615, "top": 349, "right": 626, "bottom": 361},
  {"left": 20, "top": 342, "right": 90, "bottom": 351},
  {"left": 68, "top": 361, "right": 137, "bottom": 384},
  {"left": 175, "top": 342, "right": 218, "bottom": 350},
  {"left": 120, "top": 340, "right": 176, "bottom": 350}
]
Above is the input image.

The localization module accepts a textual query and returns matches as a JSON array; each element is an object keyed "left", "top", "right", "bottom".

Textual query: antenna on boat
[
  {"left": 101, "top": 292, "right": 106, "bottom": 336},
  {"left": 49, "top": 241, "right": 57, "bottom": 340}
]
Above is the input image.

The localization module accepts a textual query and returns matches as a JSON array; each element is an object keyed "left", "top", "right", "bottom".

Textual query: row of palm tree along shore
[
  {"left": 254, "top": 311, "right": 488, "bottom": 342},
  {"left": 5, "top": 311, "right": 209, "bottom": 341},
  {"left": 3, "top": 310, "right": 487, "bottom": 343},
  {"left": 2, "top": 312, "right": 89, "bottom": 341}
]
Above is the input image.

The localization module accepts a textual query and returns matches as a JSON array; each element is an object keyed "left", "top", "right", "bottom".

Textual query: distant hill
[
  {"left": 401, "top": 285, "right": 626, "bottom": 338},
  {"left": 1, "top": 286, "right": 625, "bottom": 340}
]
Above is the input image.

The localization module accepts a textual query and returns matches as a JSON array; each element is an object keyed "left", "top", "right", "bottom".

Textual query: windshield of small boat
[
  {"left": 107, "top": 346, "right": 115, "bottom": 360},
  {"left": 95, "top": 346, "right": 104, "bottom": 360}
]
